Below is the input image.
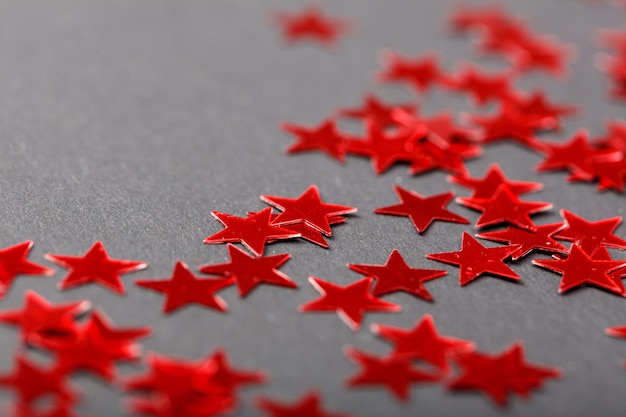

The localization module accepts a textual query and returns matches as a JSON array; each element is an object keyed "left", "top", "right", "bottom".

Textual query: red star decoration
[
  {"left": 595, "top": 119, "right": 626, "bottom": 152},
  {"left": 374, "top": 186, "right": 469, "bottom": 234},
  {"left": 409, "top": 139, "right": 481, "bottom": 176},
  {"left": 577, "top": 156, "right": 626, "bottom": 192},
  {"left": 606, "top": 324, "right": 626, "bottom": 339},
  {"left": 477, "top": 223, "right": 568, "bottom": 261},
  {"left": 447, "top": 342, "right": 561, "bottom": 407},
  {"left": 261, "top": 185, "right": 357, "bottom": 235},
  {"left": 596, "top": 52, "right": 626, "bottom": 100},
  {"left": 204, "top": 207, "right": 300, "bottom": 257},
  {"left": 344, "top": 347, "right": 438, "bottom": 402},
  {"left": 592, "top": 246, "right": 626, "bottom": 289},
  {"left": 274, "top": 6, "right": 350, "bottom": 47},
  {"left": 415, "top": 110, "right": 478, "bottom": 144},
  {"left": 271, "top": 214, "right": 346, "bottom": 248},
  {"left": 282, "top": 119, "right": 348, "bottom": 162},
  {"left": 198, "top": 349, "right": 267, "bottom": 394},
  {"left": 427, "top": 232, "right": 521, "bottom": 286},
  {"left": 0, "top": 290, "right": 90, "bottom": 345},
  {"left": 510, "top": 90, "right": 578, "bottom": 131},
  {"left": 467, "top": 105, "right": 544, "bottom": 149},
  {"left": 348, "top": 249, "right": 447, "bottom": 301},
  {"left": 441, "top": 63, "right": 515, "bottom": 106},
  {"left": 337, "top": 93, "right": 416, "bottom": 127},
  {"left": 199, "top": 244, "right": 295, "bottom": 297},
  {"left": 0, "top": 240, "right": 54, "bottom": 299},
  {"left": 508, "top": 37, "right": 575, "bottom": 79},
  {"left": 456, "top": 185, "right": 553, "bottom": 231},
  {"left": 136, "top": 261, "right": 234, "bottom": 313},
  {"left": 533, "top": 243, "right": 626, "bottom": 295},
  {"left": 448, "top": 163, "right": 543, "bottom": 199},
  {"left": 371, "top": 314, "right": 475, "bottom": 372},
  {"left": 376, "top": 51, "right": 442, "bottom": 93},
  {"left": 45, "top": 241, "right": 146, "bottom": 295},
  {"left": 299, "top": 277, "right": 400, "bottom": 330},
  {"left": 553, "top": 209, "right": 626, "bottom": 255},
  {"left": 257, "top": 391, "right": 352, "bottom": 417}
]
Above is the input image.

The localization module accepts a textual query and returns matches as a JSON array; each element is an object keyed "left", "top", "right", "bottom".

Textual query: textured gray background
[{"left": 0, "top": 0, "right": 625, "bottom": 416}]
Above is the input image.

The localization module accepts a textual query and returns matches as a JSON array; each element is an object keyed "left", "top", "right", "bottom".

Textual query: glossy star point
[{"left": 0, "top": 240, "right": 55, "bottom": 299}]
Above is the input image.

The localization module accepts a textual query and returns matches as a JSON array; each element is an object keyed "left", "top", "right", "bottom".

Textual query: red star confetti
[
  {"left": 595, "top": 119, "right": 626, "bottom": 152},
  {"left": 477, "top": 223, "right": 568, "bottom": 261},
  {"left": 448, "top": 163, "right": 543, "bottom": 199},
  {"left": 510, "top": 90, "right": 579, "bottom": 131},
  {"left": 592, "top": 246, "right": 626, "bottom": 289},
  {"left": 447, "top": 342, "right": 561, "bottom": 407},
  {"left": 337, "top": 93, "right": 416, "bottom": 127},
  {"left": 441, "top": 63, "right": 516, "bottom": 106},
  {"left": 348, "top": 249, "right": 447, "bottom": 301},
  {"left": 0, "top": 241, "right": 54, "bottom": 299},
  {"left": 595, "top": 52, "right": 626, "bottom": 100},
  {"left": 273, "top": 6, "right": 350, "bottom": 47},
  {"left": 45, "top": 241, "right": 146, "bottom": 295},
  {"left": 507, "top": 36, "right": 576, "bottom": 79},
  {"left": 374, "top": 186, "right": 469, "bottom": 234},
  {"left": 553, "top": 209, "right": 626, "bottom": 255},
  {"left": 393, "top": 108, "right": 478, "bottom": 145},
  {"left": 344, "top": 347, "right": 438, "bottom": 402},
  {"left": 270, "top": 214, "right": 346, "bottom": 248},
  {"left": 409, "top": 139, "right": 481, "bottom": 176},
  {"left": 427, "top": 232, "right": 521, "bottom": 286},
  {"left": 568, "top": 155, "right": 626, "bottom": 193},
  {"left": 371, "top": 314, "right": 475, "bottom": 372},
  {"left": 204, "top": 207, "right": 300, "bottom": 257},
  {"left": 376, "top": 51, "right": 442, "bottom": 93},
  {"left": 257, "top": 391, "right": 352, "bottom": 417},
  {"left": 282, "top": 119, "right": 348, "bottom": 162},
  {"left": 199, "top": 244, "right": 295, "bottom": 297},
  {"left": 136, "top": 261, "right": 234, "bottom": 313},
  {"left": 466, "top": 105, "right": 544, "bottom": 149},
  {"left": 299, "top": 277, "right": 400, "bottom": 330}
]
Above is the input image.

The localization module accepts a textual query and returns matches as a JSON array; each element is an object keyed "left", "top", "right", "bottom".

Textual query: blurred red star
[
  {"left": 594, "top": 119, "right": 626, "bottom": 152},
  {"left": 0, "top": 240, "right": 54, "bottom": 299},
  {"left": 274, "top": 6, "right": 350, "bottom": 47},
  {"left": 337, "top": 93, "right": 416, "bottom": 127},
  {"left": 467, "top": 105, "right": 543, "bottom": 148},
  {"left": 257, "top": 391, "right": 352, "bottom": 417},
  {"left": 376, "top": 51, "right": 442, "bottom": 93},
  {"left": 448, "top": 163, "right": 543, "bottom": 199},
  {"left": 510, "top": 90, "right": 578, "bottom": 131},
  {"left": 553, "top": 209, "right": 626, "bottom": 255},
  {"left": 441, "top": 63, "right": 515, "bottom": 106},
  {"left": 282, "top": 119, "right": 348, "bottom": 162},
  {"left": 477, "top": 223, "right": 568, "bottom": 261}
]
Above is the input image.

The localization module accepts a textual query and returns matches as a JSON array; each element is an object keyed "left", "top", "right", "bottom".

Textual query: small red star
[
  {"left": 136, "top": 261, "right": 234, "bottom": 313},
  {"left": 511, "top": 90, "right": 578, "bottom": 131},
  {"left": 553, "top": 209, "right": 626, "bottom": 255},
  {"left": 371, "top": 314, "right": 475, "bottom": 372},
  {"left": 581, "top": 156, "right": 626, "bottom": 192},
  {"left": 533, "top": 243, "right": 626, "bottom": 295},
  {"left": 448, "top": 163, "right": 543, "bottom": 199},
  {"left": 592, "top": 246, "right": 626, "bottom": 289},
  {"left": 199, "top": 349, "right": 267, "bottom": 394},
  {"left": 409, "top": 140, "right": 481, "bottom": 176},
  {"left": 0, "top": 290, "right": 90, "bottom": 345},
  {"left": 282, "top": 119, "right": 348, "bottom": 162},
  {"left": 456, "top": 185, "right": 553, "bottom": 231},
  {"left": 416, "top": 110, "right": 478, "bottom": 144},
  {"left": 257, "top": 391, "right": 352, "bottom": 417},
  {"left": 273, "top": 215, "right": 345, "bottom": 248},
  {"left": 374, "top": 186, "right": 469, "bottom": 234},
  {"left": 508, "top": 37, "right": 575, "bottom": 79},
  {"left": 441, "top": 63, "right": 516, "bottom": 106},
  {"left": 595, "top": 119, "right": 626, "bottom": 152},
  {"left": 45, "top": 241, "right": 146, "bottom": 295},
  {"left": 596, "top": 53, "right": 626, "bottom": 100},
  {"left": 199, "top": 244, "right": 295, "bottom": 297},
  {"left": 261, "top": 185, "right": 357, "bottom": 236},
  {"left": 344, "top": 347, "right": 438, "bottom": 401},
  {"left": 299, "top": 277, "right": 400, "bottom": 330},
  {"left": 376, "top": 51, "right": 442, "bottom": 93},
  {"left": 204, "top": 207, "right": 300, "bottom": 257},
  {"left": 467, "top": 105, "right": 544, "bottom": 148},
  {"left": 427, "top": 232, "right": 521, "bottom": 286},
  {"left": 337, "top": 93, "right": 416, "bottom": 127},
  {"left": 274, "top": 6, "right": 350, "bottom": 47},
  {"left": 477, "top": 223, "right": 568, "bottom": 261},
  {"left": 0, "top": 240, "right": 54, "bottom": 299},
  {"left": 348, "top": 249, "right": 447, "bottom": 301}
]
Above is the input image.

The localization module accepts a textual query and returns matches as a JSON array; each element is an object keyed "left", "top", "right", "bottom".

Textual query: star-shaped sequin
[
  {"left": 393, "top": 109, "right": 478, "bottom": 145},
  {"left": 348, "top": 249, "right": 447, "bottom": 301},
  {"left": 374, "top": 186, "right": 469, "bottom": 234},
  {"left": 592, "top": 246, "right": 626, "bottom": 289},
  {"left": 274, "top": 6, "right": 350, "bottom": 47},
  {"left": 441, "top": 63, "right": 515, "bottom": 106},
  {"left": 508, "top": 36, "right": 575, "bottom": 79},
  {"left": 467, "top": 105, "right": 543, "bottom": 149},
  {"left": 0, "top": 241, "right": 54, "bottom": 299},
  {"left": 427, "top": 232, "right": 521, "bottom": 286},
  {"left": 204, "top": 207, "right": 300, "bottom": 257},
  {"left": 257, "top": 391, "right": 352, "bottom": 417},
  {"left": 299, "top": 277, "right": 400, "bottom": 330},
  {"left": 282, "top": 119, "right": 348, "bottom": 162},
  {"left": 271, "top": 214, "right": 346, "bottom": 248},
  {"left": 337, "top": 93, "right": 416, "bottom": 127},
  {"left": 45, "top": 241, "right": 146, "bottom": 294},
  {"left": 376, "top": 51, "right": 442, "bottom": 93},
  {"left": 136, "top": 261, "right": 234, "bottom": 313},
  {"left": 595, "top": 119, "right": 626, "bottom": 152},
  {"left": 448, "top": 163, "right": 543, "bottom": 199},
  {"left": 553, "top": 209, "right": 626, "bottom": 255},
  {"left": 511, "top": 90, "right": 578, "bottom": 131},
  {"left": 477, "top": 223, "right": 568, "bottom": 261}
]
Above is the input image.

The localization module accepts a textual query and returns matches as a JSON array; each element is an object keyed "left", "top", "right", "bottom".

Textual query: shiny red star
[
  {"left": 448, "top": 163, "right": 543, "bottom": 199},
  {"left": 282, "top": 119, "right": 348, "bottom": 162},
  {"left": 376, "top": 51, "right": 442, "bottom": 93},
  {"left": 467, "top": 105, "right": 544, "bottom": 149},
  {"left": 393, "top": 109, "right": 478, "bottom": 144},
  {"left": 595, "top": 118, "right": 626, "bottom": 152},
  {"left": 344, "top": 347, "right": 438, "bottom": 401},
  {"left": 571, "top": 155, "right": 626, "bottom": 192},
  {"left": 199, "top": 244, "right": 295, "bottom": 297},
  {"left": 136, "top": 261, "right": 234, "bottom": 313},
  {"left": 274, "top": 6, "right": 350, "bottom": 47},
  {"left": 337, "top": 93, "right": 416, "bottom": 127},
  {"left": 0, "top": 240, "right": 54, "bottom": 299},
  {"left": 204, "top": 207, "right": 300, "bottom": 257},
  {"left": 477, "top": 223, "right": 568, "bottom": 261},
  {"left": 374, "top": 186, "right": 469, "bottom": 234},
  {"left": 409, "top": 139, "right": 481, "bottom": 176},
  {"left": 257, "top": 391, "right": 352, "bottom": 417},
  {"left": 508, "top": 36, "right": 575, "bottom": 79},
  {"left": 427, "top": 232, "right": 521, "bottom": 286},
  {"left": 348, "top": 249, "right": 447, "bottom": 301},
  {"left": 299, "top": 277, "right": 400, "bottom": 330},
  {"left": 271, "top": 214, "right": 346, "bottom": 248},
  {"left": 592, "top": 246, "right": 626, "bottom": 289},
  {"left": 199, "top": 349, "right": 267, "bottom": 394},
  {"left": 510, "top": 90, "right": 578, "bottom": 131},
  {"left": 554, "top": 209, "right": 626, "bottom": 255},
  {"left": 441, "top": 63, "right": 515, "bottom": 106},
  {"left": 45, "top": 241, "right": 146, "bottom": 294}
]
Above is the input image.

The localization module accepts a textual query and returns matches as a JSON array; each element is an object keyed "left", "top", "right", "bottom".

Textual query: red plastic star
[
  {"left": 204, "top": 207, "right": 300, "bottom": 257},
  {"left": 274, "top": 215, "right": 345, "bottom": 248},
  {"left": 348, "top": 249, "right": 447, "bottom": 301},
  {"left": 448, "top": 163, "right": 543, "bottom": 199},
  {"left": 337, "top": 94, "right": 416, "bottom": 127},
  {"left": 447, "top": 342, "right": 560, "bottom": 407},
  {"left": 554, "top": 209, "right": 626, "bottom": 255},
  {"left": 257, "top": 391, "right": 352, "bottom": 417},
  {"left": 299, "top": 277, "right": 400, "bottom": 330},
  {"left": 136, "top": 261, "right": 234, "bottom": 313},
  {"left": 477, "top": 223, "right": 568, "bottom": 261},
  {"left": 533, "top": 243, "right": 626, "bottom": 295},
  {"left": 409, "top": 140, "right": 481, "bottom": 176},
  {"left": 376, "top": 51, "right": 442, "bottom": 93},
  {"left": 427, "top": 232, "right": 521, "bottom": 286},
  {"left": 274, "top": 6, "right": 350, "bottom": 47},
  {"left": 417, "top": 110, "right": 478, "bottom": 144},
  {"left": 344, "top": 347, "right": 438, "bottom": 401},
  {"left": 508, "top": 37, "right": 575, "bottom": 79},
  {"left": 596, "top": 52, "right": 626, "bottom": 100},
  {"left": 456, "top": 185, "right": 553, "bottom": 231},
  {"left": 592, "top": 246, "right": 626, "bottom": 289},
  {"left": 374, "top": 186, "right": 469, "bottom": 234},
  {"left": 199, "top": 349, "right": 267, "bottom": 394},
  {"left": 576, "top": 155, "right": 626, "bottom": 192},
  {"left": 467, "top": 105, "right": 544, "bottom": 149},
  {"left": 282, "top": 119, "right": 348, "bottom": 162},
  {"left": 511, "top": 90, "right": 578, "bottom": 131},
  {"left": 0, "top": 290, "right": 90, "bottom": 345},
  {"left": 595, "top": 119, "right": 626, "bottom": 152},
  {"left": 45, "top": 241, "right": 146, "bottom": 294},
  {"left": 441, "top": 63, "right": 515, "bottom": 106},
  {"left": 261, "top": 185, "right": 357, "bottom": 235},
  {"left": 371, "top": 314, "right": 475, "bottom": 372},
  {"left": 199, "top": 244, "right": 295, "bottom": 297},
  {"left": 0, "top": 240, "right": 54, "bottom": 299}
]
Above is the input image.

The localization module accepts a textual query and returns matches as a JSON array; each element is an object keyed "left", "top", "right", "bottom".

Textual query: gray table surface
[{"left": 0, "top": 0, "right": 625, "bottom": 416}]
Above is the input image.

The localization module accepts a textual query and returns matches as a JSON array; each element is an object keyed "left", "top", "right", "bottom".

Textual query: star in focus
[
  {"left": 0, "top": 240, "right": 54, "bottom": 299},
  {"left": 448, "top": 163, "right": 543, "bottom": 199},
  {"left": 554, "top": 209, "right": 626, "bottom": 255},
  {"left": 376, "top": 51, "right": 442, "bottom": 93},
  {"left": 257, "top": 391, "right": 353, "bottom": 417},
  {"left": 274, "top": 6, "right": 350, "bottom": 47},
  {"left": 337, "top": 93, "right": 416, "bottom": 127},
  {"left": 477, "top": 223, "right": 568, "bottom": 261},
  {"left": 282, "top": 119, "right": 348, "bottom": 162}
]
